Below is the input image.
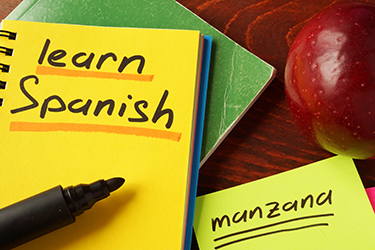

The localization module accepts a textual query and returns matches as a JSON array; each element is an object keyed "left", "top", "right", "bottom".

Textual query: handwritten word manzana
[{"left": 211, "top": 190, "right": 332, "bottom": 232}]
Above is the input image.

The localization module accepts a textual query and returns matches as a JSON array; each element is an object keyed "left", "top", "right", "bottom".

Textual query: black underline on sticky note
[
  {"left": 214, "top": 222, "right": 329, "bottom": 249},
  {"left": 214, "top": 213, "right": 334, "bottom": 242}
]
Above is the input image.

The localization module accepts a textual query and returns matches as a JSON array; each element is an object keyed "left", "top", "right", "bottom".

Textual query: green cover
[{"left": 7, "top": 0, "right": 276, "bottom": 166}]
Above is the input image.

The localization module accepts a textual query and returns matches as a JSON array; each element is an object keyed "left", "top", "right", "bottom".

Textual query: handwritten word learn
[
  {"left": 211, "top": 190, "right": 332, "bottom": 232},
  {"left": 38, "top": 39, "right": 145, "bottom": 74},
  {"left": 10, "top": 75, "right": 174, "bottom": 128}
]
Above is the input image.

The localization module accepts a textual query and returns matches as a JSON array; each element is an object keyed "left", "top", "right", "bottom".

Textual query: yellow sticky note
[
  {"left": 194, "top": 156, "right": 375, "bottom": 249},
  {"left": 0, "top": 20, "right": 204, "bottom": 249}
]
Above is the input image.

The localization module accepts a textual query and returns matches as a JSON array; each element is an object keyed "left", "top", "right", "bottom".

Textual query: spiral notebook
[{"left": 0, "top": 20, "right": 211, "bottom": 249}]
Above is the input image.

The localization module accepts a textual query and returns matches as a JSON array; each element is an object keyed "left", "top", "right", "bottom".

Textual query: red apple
[{"left": 285, "top": 2, "right": 375, "bottom": 159}]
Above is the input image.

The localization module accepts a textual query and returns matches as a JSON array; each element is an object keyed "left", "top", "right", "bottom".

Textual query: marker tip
[{"left": 106, "top": 177, "right": 125, "bottom": 193}]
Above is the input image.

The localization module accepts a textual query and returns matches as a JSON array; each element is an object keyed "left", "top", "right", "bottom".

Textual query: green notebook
[{"left": 7, "top": 0, "right": 276, "bottom": 166}]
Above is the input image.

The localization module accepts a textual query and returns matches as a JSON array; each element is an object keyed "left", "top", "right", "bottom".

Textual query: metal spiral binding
[
  {"left": 0, "top": 30, "right": 17, "bottom": 40},
  {"left": 0, "top": 29, "right": 17, "bottom": 107},
  {"left": 0, "top": 80, "right": 6, "bottom": 89},
  {"left": 0, "top": 46, "right": 13, "bottom": 56}
]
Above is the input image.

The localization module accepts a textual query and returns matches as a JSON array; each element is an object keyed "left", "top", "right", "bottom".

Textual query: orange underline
[
  {"left": 10, "top": 121, "right": 181, "bottom": 142},
  {"left": 36, "top": 65, "right": 154, "bottom": 82}
]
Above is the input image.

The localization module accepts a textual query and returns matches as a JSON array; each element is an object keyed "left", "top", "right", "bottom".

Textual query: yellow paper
[
  {"left": 0, "top": 20, "right": 203, "bottom": 249},
  {"left": 194, "top": 156, "right": 375, "bottom": 249}
]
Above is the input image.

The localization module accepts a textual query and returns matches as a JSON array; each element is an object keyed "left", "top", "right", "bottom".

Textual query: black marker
[{"left": 0, "top": 177, "right": 125, "bottom": 250}]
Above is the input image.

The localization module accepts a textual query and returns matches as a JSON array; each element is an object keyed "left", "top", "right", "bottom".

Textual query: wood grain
[
  {"left": 178, "top": 0, "right": 373, "bottom": 81},
  {"left": 0, "top": 0, "right": 22, "bottom": 20},
  {"left": 174, "top": 0, "right": 375, "bottom": 191}
]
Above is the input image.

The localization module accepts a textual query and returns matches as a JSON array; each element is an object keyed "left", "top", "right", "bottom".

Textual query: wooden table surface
[
  {"left": 2, "top": 0, "right": 375, "bottom": 249},
  {"left": 175, "top": 0, "right": 375, "bottom": 192}
]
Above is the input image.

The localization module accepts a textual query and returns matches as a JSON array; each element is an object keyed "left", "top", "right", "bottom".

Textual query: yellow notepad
[
  {"left": 0, "top": 20, "right": 204, "bottom": 249},
  {"left": 194, "top": 156, "right": 375, "bottom": 249}
]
